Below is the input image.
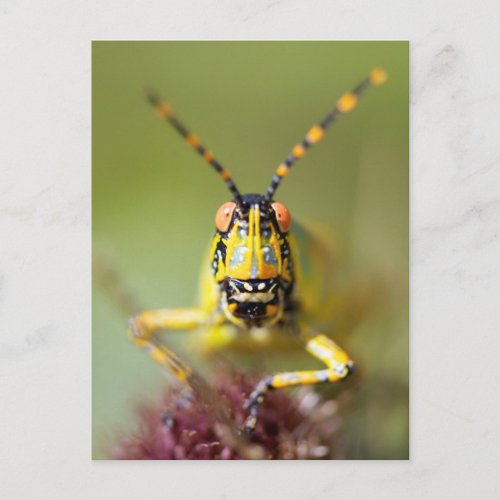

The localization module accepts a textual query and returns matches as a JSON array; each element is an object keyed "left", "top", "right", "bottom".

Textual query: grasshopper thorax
[{"left": 211, "top": 194, "right": 294, "bottom": 327}]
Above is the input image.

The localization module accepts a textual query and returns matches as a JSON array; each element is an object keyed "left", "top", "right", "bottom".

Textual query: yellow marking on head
[
  {"left": 369, "top": 67, "right": 388, "bottom": 85},
  {"left": 306, "top": 125, "right": 324, "bottom": 144},
  {"left": 186, "top": 133, "right": 200, "bottom": 147},
  {"left": 258, "top": 265, "right": 279, "bottom": 279},
  {"left": 255, "top": 206, "right": 281, "bottom": 280},
  {"left": 209, "top": 233, "right": 227, "bottom": 282},
  {"left": 251, "top": 206, "right": 260, "bottom": 280},
  {"left": 209, "top": 233, "right": 221, "bottom": 258},
  {"left": 228, "top": 303, "right": 237, "bottom": 313},
  {"left": 224, "top": 206, "right": 284, "bottom": 282},
  {"left": 215, "top": 261, "right": 226, "bottom": 282},
  {"left": 276, "top": 164, "right": 289, "bottom": 177},
  {"left": 155, "top": 102, "right": 172, "bottom": 118},
  {"left": 203, "top": 150, "right": 215, "bottom": 163},
  {"left": 292, "top": 144, "right": 306, "bottom": 158},
  {"left": 225, "top": 218, "right": 252, "bottom": 280},
  {"left": 336, "top": 92, "right": 358, "bottom": 113}
]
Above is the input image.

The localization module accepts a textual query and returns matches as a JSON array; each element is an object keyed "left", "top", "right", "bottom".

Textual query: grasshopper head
[{"left": 211, "top": 194, "right": 293, "bottom": 327}]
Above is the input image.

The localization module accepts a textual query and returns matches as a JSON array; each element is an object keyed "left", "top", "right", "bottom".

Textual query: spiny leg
[
  {"left": 130, "top": 309, "right": 264, "bottom": 455},
  {"left": 129, "top": 308, "right": 209, "bottom": 385},
  {"left": 145, "top": 89, "right": 243, "bottom": 203},
  {"left": 265, "top": 67, "right": 387, "bottom": 200},
  {"left": 244, "top": 325, "right": 354, "bottom": 432}
]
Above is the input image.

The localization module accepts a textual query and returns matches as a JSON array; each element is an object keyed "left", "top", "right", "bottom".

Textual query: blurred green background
[{"left": 92, "top": 41, "right": 408, "bottom": 459}]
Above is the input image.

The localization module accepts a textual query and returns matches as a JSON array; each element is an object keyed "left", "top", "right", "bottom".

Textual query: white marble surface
[{"left": 1, "top": 0, "right": 499, "bottom": 498}]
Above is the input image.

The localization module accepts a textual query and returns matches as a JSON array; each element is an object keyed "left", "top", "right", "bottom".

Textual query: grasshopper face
[{"left": 212, "top": 194, "right": 294, "bottom": 327}]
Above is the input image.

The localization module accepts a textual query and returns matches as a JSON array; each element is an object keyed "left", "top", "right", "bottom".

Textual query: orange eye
[
  {"left": 271, "top": 202, "right": 292, "bottom": 232},
  {"left": 215, "top": 201, "right": 236, "bottom": 232}
]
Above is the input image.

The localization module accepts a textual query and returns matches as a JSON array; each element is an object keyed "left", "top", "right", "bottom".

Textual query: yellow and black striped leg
[
  {"left": 129, "top": 308, "right": 209, "bottom": 385},
  {"left": 244, "top": 326, "right": 354, "bottom": 432}
]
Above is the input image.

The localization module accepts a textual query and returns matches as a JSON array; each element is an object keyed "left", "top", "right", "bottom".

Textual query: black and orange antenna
[
  {"left": 265, "top": 67, "right": 388, "bottom": 201},
  {"left": 146, "top": 89, "right": 243, "bottom": 204}
]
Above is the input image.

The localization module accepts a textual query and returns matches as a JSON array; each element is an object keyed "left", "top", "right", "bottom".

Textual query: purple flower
[{"left": 110, "top": 367, "right": 344, "bottom": 460}]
